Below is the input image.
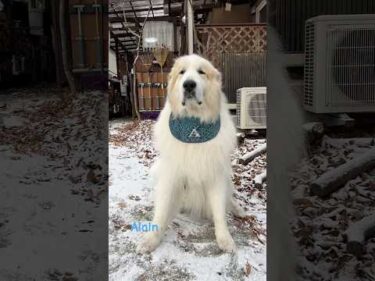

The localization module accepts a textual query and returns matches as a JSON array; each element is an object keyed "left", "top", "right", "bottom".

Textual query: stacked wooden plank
[
  {"left": 137, "top": 72, "right": 168, "bottom": 111},
  {"left": 69, "top": 0, "right": 108, "bottom": 72},
  {"left": 135, "top": 51, "right": 175, "bottom": 112}
]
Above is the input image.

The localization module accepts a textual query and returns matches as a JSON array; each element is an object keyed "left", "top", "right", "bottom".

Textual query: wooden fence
[
  {"left": 196, "top": 24, "right": 267, "bottom": 103},
  {"left": 196, "top": 24, "right": 267, "bottom": 69}
]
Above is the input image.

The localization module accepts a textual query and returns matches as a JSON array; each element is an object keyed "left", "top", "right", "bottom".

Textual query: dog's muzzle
[{"left": 182, "top": 80, "right": 202, "bottom": 106}]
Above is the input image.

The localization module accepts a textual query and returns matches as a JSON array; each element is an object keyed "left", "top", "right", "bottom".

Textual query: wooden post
[
  {"left": 59, "top": 0, "right": 76, "bottom": 95},
  {"left": 173, "top": 18, "right": 177, "bottom": 53},
  {"left": 93, "top": 3, "right": 103, "bottom": 70},
  {"left": 73, "top": 4, "right": 85, "bottom": 68},
  {"left": 51, "top": 0, "right": 62, "bottom": 87},
  {"left": 115, "top": 37, "right": 120, "bottom": 78}
]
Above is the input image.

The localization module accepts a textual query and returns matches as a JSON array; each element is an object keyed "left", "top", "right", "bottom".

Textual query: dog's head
[{"left": 167, "top": 54, "right": 222, "bottom": 120}]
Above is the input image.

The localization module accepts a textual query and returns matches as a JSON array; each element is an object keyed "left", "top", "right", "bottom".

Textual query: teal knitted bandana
[{"left": 169, "top": 114, "right": 221, "bottom": 143}]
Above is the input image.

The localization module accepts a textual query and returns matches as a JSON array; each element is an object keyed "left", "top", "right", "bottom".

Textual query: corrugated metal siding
[
  {"left": 268, "top": 0, "right": 375, "bottom": 53},
  {"left": 222, "top": 53, "right": 267, "bottom": 103}
]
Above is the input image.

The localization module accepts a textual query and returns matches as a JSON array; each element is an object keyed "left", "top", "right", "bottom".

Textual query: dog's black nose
[{"left": 183, "top": 80, "right": 196, "bottom": 92}]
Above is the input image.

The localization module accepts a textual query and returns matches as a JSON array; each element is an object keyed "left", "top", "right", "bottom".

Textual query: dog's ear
[
  {"left": 168, "top": 71, "right": 174, "bottom": 84},
  {"left": 209, "top": 65, "right": 222, "bottom": 84},
  {"left": 215, "top": 68, "right": 222, "bottom": 83},
  {"left": 167, "top": 59, "right": 180, "bottom": 97},
  {"left": 205, "top": 62, "right": 222, "bottom": 83},
  {"left": 168, "top": 66, "right": 178, "bottom": 90}
]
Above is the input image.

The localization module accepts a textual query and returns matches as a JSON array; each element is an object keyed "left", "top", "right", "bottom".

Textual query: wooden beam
[
  {"left": 109, "top": 15, "right": 175, "bottom": 23},
  {"left": 148, "top": 0, "right": 155, "bottom": 18},
  {"left": 108, "top": 1, "right": 214, "bottom": 22},
  {"left": 111, "top": 36, "right": 137, "bottom": 41},
  {"left": 108, "top": 6, "right": 164, "bottom": 15},
  {"left": 110, "top": 30, "right": 136, "bottom": 35},
  {"left": 110, "top": 31, "right": 130, "bottom": 54},
  {"left": 109, "top": 26, "right": 137, "bottom": 31},
  {"left": 129, "top": 0, "right": 141, "bottom": 28},
  {"left": 110, "top": 33, "right": 137, "bottom": 39},
  {"left": 110, "top": 4, "right": 139, "bottom": 48}
]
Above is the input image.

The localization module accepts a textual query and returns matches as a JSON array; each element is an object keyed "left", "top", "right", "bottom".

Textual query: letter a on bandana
[{"left": 188, "top": 128, "right": 201, "bottom": 138}]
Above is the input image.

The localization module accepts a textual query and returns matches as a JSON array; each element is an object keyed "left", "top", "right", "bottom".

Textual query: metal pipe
[{"left": 186, "top": 0, "right": 194, "bottom": 54}]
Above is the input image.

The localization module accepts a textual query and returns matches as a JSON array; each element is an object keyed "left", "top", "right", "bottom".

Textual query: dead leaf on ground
[
  {"left": 117, "top": 202, "right": 127, "bottom": 209},
  {"left": 244, "top": 261, "right": 252, "bottom": 277}
]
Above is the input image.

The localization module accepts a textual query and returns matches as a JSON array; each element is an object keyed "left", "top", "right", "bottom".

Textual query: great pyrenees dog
[{"left": 137, "top": 54, "right": 244, "bottom": 254}]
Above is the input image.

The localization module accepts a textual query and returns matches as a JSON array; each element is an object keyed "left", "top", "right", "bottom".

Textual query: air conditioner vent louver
[
  {"left": 304, "top": 14, "right": 375, "bottom": 113},
  {"left": 248, "top": 93, "right": 266, "bottom": 124},
  {"left": 304, "top": 20, "right": 315, "bottom": 106},
  {"left": 236, "top": 87, "right": 267, "bottom": 130}
]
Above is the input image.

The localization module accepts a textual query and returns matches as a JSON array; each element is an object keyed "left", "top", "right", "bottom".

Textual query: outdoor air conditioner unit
[
  {"left": 236, "top": 87, "right": 267, "bottom": 130},
  {"left": 304, "top": 14, "right": 375, "bottom": 113}
]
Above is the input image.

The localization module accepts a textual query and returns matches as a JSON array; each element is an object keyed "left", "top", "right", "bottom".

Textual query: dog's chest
[{"left": 180, "top": 181, "right": 211, "bottom": 219}]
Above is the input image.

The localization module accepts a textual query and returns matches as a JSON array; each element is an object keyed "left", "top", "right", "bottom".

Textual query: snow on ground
[
  {"left": 109, "top": 119, "right": 267, "bottom": 281},
  {"left": 290, "top": 131, "right": 375, "bottom": 281},
  {"left": 0, "top": 88, "right": 107, "bottom": 281}
]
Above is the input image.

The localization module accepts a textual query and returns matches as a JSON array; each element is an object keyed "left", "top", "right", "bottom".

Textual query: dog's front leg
[
  {"left": 207, "top": 178, "right": 236, "bottom": 253},
  {"left": 136, "top": 176, "right": 179, "bottom": 254}
]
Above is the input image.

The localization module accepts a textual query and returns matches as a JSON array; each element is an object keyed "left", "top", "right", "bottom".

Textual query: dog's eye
[
  {"left": 198, "top": 69, "right": 205, "bottom": 75},
  {"left": 179, "top": 70, "right": 185, "bottom": 75}
]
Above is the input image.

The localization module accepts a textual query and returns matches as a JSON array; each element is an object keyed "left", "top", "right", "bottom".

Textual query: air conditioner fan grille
[{"left": 331, "top": 28, "right": 375, "bottom": 103}]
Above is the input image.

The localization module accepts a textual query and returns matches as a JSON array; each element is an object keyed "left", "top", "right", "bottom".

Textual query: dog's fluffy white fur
[{"left": 137, "top": 54, "right": 244, "bottom": 254}]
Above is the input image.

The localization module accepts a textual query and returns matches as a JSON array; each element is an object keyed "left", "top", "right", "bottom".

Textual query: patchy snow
[
  {"left": 290, "top": 133, "right": 375, "bottom": 281},
  {"left": 346, "top": 213, "right": 375, "bottom": 244},
  {"left": 109, "top": 119, "right": 267, "bottom": 281}
]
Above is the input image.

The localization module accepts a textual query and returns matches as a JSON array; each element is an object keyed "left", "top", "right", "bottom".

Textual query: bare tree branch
[{"left": 131, "top": 4, "right": 152, "bottom": 120}]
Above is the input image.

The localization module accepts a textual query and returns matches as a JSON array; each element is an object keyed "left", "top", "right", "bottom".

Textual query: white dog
[{"left": 137, "top": 54, "right": 244, "bottom": 254}]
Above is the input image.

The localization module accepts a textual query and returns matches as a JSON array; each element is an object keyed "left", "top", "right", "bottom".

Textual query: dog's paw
[
  {"left": 216, "top": 232, "right": 236, "bottom": 253},
  {"left": 136, "top": 232, "right": 161, "bottom": 254},
  {"left": 232, "top": 206, "right": 247, "bottom": 218},
  {"left": 231, "top": 199, "right": 247, "bottom": 218}
]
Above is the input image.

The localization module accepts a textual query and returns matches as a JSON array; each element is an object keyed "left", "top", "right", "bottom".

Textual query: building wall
[
  {"left": 268, "top": 0, "right": 375, "bottom": 53},
  {"left": 207, "top": 4, "right": 252, "bottom": 24}
]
